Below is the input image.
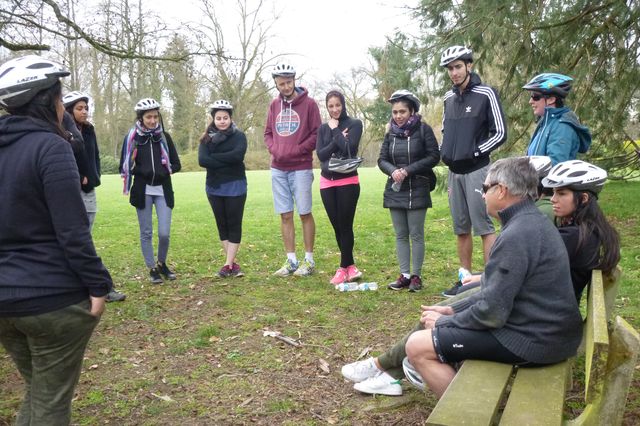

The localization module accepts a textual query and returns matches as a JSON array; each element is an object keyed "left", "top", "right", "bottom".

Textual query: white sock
[
  {"left": 287, "top": 253, "right": 297, "bottom": 263},
  {"left": 305, "top": 252, "right": 314, "bottom": 264},
  {"left": 402, "top": 273, "right": 410, "bottom": 279}
]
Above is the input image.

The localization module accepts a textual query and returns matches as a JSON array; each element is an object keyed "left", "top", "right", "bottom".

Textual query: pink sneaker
[
  {"left": 346, "top": 265, "right": 363, "bottom": 282},
  {"left": 330, "top": 268, "right": 348, "bottom": 285}
]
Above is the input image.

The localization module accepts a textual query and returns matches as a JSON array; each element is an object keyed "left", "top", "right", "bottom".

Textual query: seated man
[
  {"left": 404, "top": 157, "right": 582, "bottom": 398},
  {"left": 342, "top": 157, "right": 582, "bottom": 397}
]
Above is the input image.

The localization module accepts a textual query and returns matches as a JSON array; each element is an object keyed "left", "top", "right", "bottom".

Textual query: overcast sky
[{"left": 155, "top": 0, "right": 419, "bottom": 84}]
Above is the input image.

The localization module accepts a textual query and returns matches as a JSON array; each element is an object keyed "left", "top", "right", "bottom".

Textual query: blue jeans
[{"left": 136, "top": 194, "right": 172, "bottom": 268}]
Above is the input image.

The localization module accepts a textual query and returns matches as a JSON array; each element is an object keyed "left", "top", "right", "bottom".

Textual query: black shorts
[{"left": 432, "top": 327, "right": 530, "bottom": 366}]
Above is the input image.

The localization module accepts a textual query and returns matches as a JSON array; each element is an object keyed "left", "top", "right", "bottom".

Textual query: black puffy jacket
[{"left": 378, "top": 122, "right": 440, "bottom": 210}]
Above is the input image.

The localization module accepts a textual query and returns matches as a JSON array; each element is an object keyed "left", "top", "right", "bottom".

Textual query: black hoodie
[{"left": 0, "top": 115, "right": 113, "bottom": 317}]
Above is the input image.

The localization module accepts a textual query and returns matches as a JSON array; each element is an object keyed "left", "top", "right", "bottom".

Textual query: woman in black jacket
[
  {"left": 378, "top": 90, "right": 440, "bottom": 292},
  {"left": 120, "top": 98, "right": 181, "bottom": 284},
  {"left": 198, "top": 100, "right": 248, "bottom": 278},
  {"left": 0, "top": 55, "right": 112, "bottom": 424},
  {"left": 316, "top": 90, "right": 364, "bottom": 285}
]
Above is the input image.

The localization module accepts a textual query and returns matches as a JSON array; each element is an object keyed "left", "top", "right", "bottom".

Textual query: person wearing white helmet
[
  {"left": 542, "top": 160, "right": 620, "bottom": 300},
  {"left": 0, "top": 55, "right": 112, "bottom": 424},
  {"left": 343, "top": 157, "right": 582, "bottom": 398},
  {"left": 439, "top": 45, "right": 507, "bottom": 284},
  {"left": 199, "top": 100, "right": 248, "bottom": 278},
  {"left": 120, "top": 97, "right": 181, "bottom": 284},
  {"left": 523, "top": 73, "right": 591, "bottom": 165},
  {"left": 264, "top": 61, "right": 322, "bottom": 277},
  {"left": 316, "top": 90, "right": 365, "bottom": 285},
  {"left": 379, "top": 90, "right": 440, "bottom": 294},
  {"left": 64, "top": 91, "right": 126, "bottom": 303}
]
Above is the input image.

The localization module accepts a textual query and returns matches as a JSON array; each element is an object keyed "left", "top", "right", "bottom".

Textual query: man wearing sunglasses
[
  {"left": 523, "top": 73, "right": 591, "bottom": 165},
  {"left": 439, "top": 45, "right": 507, "bottom": 283}
]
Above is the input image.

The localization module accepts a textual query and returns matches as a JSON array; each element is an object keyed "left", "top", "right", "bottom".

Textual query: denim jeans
[
  {"left": 136, "top": 194, "right": 172, "bottom": 268},
  {"left": 0, "top": 300, "right": 99, "bottom": 425}
]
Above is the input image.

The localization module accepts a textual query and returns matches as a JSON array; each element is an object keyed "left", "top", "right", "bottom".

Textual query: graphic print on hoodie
[{"left": 264, "top": 86, "right": 322, "bottom": 171}]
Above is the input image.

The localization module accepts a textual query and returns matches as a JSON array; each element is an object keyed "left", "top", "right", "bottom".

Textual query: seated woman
[{"left": 342, "top": 157, "right": 594, "bottom": 397}]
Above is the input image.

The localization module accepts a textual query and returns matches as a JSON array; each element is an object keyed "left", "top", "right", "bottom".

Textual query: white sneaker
[
  {"left": 353, "top": 371, "right": 403, "bottom": 396},
  {"left": 293, "top": 259, "right": 315, "bottom": 276},
  {"left": 341, "top": 358, "right": 380, "bottom": 383}
]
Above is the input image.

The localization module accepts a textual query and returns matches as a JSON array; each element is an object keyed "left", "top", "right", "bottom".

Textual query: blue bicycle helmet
[{"left": 522, "top": 73, "right": 573, "bottom": 98}]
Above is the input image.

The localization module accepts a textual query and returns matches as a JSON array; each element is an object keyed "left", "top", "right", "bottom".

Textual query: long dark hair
[
  {"left": 7, "top": 81, "right": 66, "bottom": 138},
  {"left": 567, "top": 191, "right": 620, "bottom": 273}
]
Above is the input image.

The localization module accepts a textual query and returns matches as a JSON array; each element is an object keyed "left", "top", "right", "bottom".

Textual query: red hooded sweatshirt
[{"left": 264, "top": 86, "right": 321, "bottom": 171}]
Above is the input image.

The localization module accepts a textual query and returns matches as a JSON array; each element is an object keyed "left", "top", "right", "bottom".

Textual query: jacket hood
[
  {"left": 0, "top": 115, "right": 57, "bottom": 148},
  {"left": 453, "top": 72, "right": 482, "bottom": 95},
  {"left": 558, "top": 109, "right": 591, "bottom": 153},
  {"left": 281, "top": 86, "right": 310, "bottom": 106}
]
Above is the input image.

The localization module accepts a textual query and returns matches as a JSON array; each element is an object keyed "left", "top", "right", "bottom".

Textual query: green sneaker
[
  {"left": 273, "top": 259, "right": 298, "bottom": 277},
  {"left": 293, "top": 259, "right": 315, "bottom": 276}
]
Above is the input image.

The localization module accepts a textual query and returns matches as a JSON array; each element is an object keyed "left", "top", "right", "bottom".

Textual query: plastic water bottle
[
  {"left": 458, "top": 268, "right": 471, "bottom": 282},
  {"left": 391, "top": 182, "right": 402, "bottom": 192},
  {"left": 337, "top": 282, "right": 379, "bottom": 291}
]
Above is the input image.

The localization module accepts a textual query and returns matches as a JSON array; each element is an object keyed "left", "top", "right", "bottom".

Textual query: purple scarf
[
  {"left": 389, "top": 113, "right": 422, "bottom": 137},
  {"left": 121, "top": 121, "right": 172, "bottom": 194}
]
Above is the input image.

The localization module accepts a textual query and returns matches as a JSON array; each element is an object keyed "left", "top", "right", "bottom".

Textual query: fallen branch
[{"left": 263, "top": 330, "right": 302, "bottom": 347}]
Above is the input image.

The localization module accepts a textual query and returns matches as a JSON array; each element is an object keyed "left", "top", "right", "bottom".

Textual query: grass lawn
[{"left": 1, "top": 167, "right": 638, "bottom": 425}]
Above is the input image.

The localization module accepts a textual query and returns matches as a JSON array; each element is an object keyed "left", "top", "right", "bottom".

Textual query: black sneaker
[
  {"left": 157, "top": 262, "right": 176, "bottom": 280},
  {"left": 106, "top": 290, "right": 126, "bottom": 302},
  {"left": 409, "top": 275, "right": 423, "bottom": 292},
  {"left": 388, "top": 274, "right": 410, "bottom": 291},
  {"left": 149, "top": 268, "right": 163, "bottom": 284},
  {"left": 442, "top": 281, "right": 462, "bottom": 297}
]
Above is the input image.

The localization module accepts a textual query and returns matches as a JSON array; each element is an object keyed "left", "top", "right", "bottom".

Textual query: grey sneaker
[
  {"left": 106, "top": 290, "right": 126, "bottom": 302},
  {"left": 293, "top": 259, "right": 315, "bottom": 276},
  {"left": 341, "top": 358, "right": 380, "bottom": 383},
  {"left": 353, "top": 371, "right": 403, "bottom": 396},
  {"left": 273, "top": 259, "right": 298, "bottom": 277}
]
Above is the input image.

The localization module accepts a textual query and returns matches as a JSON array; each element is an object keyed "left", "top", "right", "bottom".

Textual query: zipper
[
  {"left": 407, "top": 136, "right": 412, "bottom": 210},
  {"left": 149, "top": 138, "right": 156, "bottom": 185}
]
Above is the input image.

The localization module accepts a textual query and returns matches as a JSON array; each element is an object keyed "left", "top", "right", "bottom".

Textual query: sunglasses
[
  {"left": 482, "top": 182, "right": 500, "bottom": 194},
  {"left": 530, "top": 93, "right": 545, "bottom": 101}
]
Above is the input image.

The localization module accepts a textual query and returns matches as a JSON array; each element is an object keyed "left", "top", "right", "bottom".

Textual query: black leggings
[
  {"left": 320, "top": 184, "right": 360, "bottom": 267},
  {"left": 207, "top": 194, "right": 247, "bottom": 244}
]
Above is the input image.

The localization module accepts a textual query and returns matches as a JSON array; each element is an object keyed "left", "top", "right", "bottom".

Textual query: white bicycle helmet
[
  {"left": 134, "top": 98, "right": 161, "bottom": 112},
  {"left": 402, "top": 357, "right": 425, "bottom": 391},
  {"left": 528, "top": 156, "right": 552, "bottom": 178},
  {"left": 387, "top": 89, "right": 421, "bottom": 113},
  {"left": 62, "top": 91, "right": 90, "bottom": 108},
  {"left": 440, "top": 45, "right": 473, "bottom": 67},
  {"left": 210, "top": 99, "right": 233, "bottom": 112},
  {"left": 0, "top": 55, "right": 70, "bottom": 109},
  {"left": 542, "top": 160, "right": 607, "bottom": 193},
  {"left": 271, "top": 62, "right": 296, "bottom": 78}
]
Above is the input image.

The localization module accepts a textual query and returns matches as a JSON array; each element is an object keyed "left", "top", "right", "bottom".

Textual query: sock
[
  {"left": 305, "top": 252, "right": 314, "bottom": 264},
  {"left": 287, "top": 253, "right": 297, "bottom": 263},
  {"left": 402, "top": 273, "right": 410, "bottom": 279}
]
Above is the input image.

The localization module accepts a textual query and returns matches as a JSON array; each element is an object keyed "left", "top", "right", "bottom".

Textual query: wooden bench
[{"left": 426, "top": 269, "right": 639, "bottom": 426}]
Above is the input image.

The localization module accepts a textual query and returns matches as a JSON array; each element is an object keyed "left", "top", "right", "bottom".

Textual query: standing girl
[
  {"left": 64, "top": 90, "right": 126, "bottom": 302},
  {"left": 316, "top": 90, "right": 364, "bottom": 284},
  {"left": 198, "top": 100, "right": 248, "bottom": 277},
  {"left": 120, "top": 98, "right": 181, "bottom": 284},
  {"left": 0, "top": 55, "right": 112, "bottom": 424},
  {"left": 378, "top": 90, "right": 440, "bottom": 292}
]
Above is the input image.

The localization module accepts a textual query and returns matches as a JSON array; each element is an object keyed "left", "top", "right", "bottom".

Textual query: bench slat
[
  {"left": 499, "top": 361, "right": 570, "bottom": 426},
  {"left": 426, "top": 360, "right": 513, "bottom": 426},
  {"left": 585, "top": 270, "right": 609, "bottom": 404}
]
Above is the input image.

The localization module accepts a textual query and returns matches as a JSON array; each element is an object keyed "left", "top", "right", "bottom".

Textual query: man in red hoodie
[{"left": 264, "top": 62, "right": 322, "bottom": 277}]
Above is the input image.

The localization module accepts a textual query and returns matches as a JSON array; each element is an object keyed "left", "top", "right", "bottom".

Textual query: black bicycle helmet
[
  {"left": 0, "top": 55, "right": 70, "bottom": 109},
  {"left": 522, "top": 73, "right": 573, "bottom": 98},
  {"left": 387, "top": 89, "right": 421, "bottom": 113}
]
